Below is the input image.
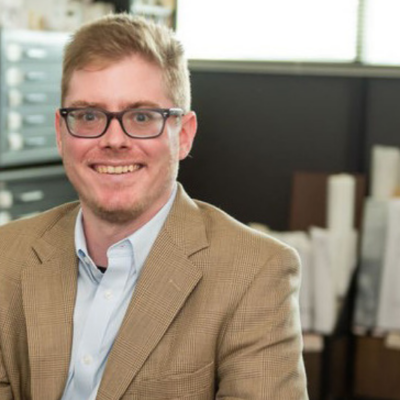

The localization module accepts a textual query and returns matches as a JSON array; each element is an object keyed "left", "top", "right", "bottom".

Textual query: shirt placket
[{"left": 73, "top": 243, "right": 134, "bottom": 398}]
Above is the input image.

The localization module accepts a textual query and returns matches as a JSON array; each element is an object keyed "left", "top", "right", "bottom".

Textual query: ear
[
  {"left": 55, "top": 109, "right": 63, "bottom": 156},
  {"left": 178, "top": 111, "right": 197, "bottom": 160}
]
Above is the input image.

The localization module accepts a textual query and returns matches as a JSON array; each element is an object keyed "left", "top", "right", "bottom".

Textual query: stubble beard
[{"left": 89, "top": 198, "right": 147, "bottom": 225}]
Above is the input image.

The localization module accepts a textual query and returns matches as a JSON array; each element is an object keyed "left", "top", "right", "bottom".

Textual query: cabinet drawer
[
  {"left": 0, "top": 165, "right": 77, "bottom": 223},
  {"left": 1, "top": 29, "right": 68, "bottom": 64}
]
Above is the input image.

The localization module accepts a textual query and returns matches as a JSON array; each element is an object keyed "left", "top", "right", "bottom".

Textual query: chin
[
  {"left": 83, "top": 195, "right": 146, "bottom": 225},
  {"left": 93, "top": 205, "right": 144, "bottom": 225}
]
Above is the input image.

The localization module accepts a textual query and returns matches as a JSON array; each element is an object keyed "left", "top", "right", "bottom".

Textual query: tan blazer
[{"left": 0, "top": 185, "right": 308, "bottom": 400}]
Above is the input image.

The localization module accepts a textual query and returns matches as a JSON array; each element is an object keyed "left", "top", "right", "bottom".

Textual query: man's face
[{"left": 55, "top": 55, "right": 196, "bottom": 226}]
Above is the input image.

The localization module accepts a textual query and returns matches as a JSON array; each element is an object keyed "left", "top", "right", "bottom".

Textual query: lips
[{"left": 94, "top": 164, "right": 142, "bottom": 174}]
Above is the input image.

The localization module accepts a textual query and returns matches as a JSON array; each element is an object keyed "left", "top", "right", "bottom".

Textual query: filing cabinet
[
  {"left": 0, "top": 29, "right": 69, "bottom": 167},
  {"left": 0, "top": 165, "right": 77, "bottom": 224}
]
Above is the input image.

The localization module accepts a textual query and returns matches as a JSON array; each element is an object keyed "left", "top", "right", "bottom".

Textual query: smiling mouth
[{"left": 94, "top": 164, "right": 142, "bottom": 174}]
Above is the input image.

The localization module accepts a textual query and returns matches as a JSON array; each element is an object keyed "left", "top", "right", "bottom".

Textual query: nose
[{"left": 98, "top": 117, "right": 131, "bottom": 149}]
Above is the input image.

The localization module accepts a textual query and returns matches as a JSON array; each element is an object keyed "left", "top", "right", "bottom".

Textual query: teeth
[{"left": 95, "top": 164, "right": 140, "bottom": 174}]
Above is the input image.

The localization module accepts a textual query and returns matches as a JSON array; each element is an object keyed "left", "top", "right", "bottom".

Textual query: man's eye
[
  {"left": 73, "top": 110, "right": 100, "bottom": 122},
  {"left": 84, "top": 113, "right": 95, "bottom": 121},
  {"left": 82, "top": 112, "right": 97, "bottom": 122},
  {"left": 134, "top": 112, "right": 151, "bottom": 123}
]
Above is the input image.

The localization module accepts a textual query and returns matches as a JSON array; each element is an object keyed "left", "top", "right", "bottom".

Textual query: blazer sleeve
[
  {"left": 0, "top": 345, "right": 13, "bottom": 400},
  {"left": 216, "top": 246, "right": 309, "bottom": 400}
]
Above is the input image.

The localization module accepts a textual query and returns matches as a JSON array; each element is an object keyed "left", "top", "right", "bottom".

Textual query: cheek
[
  {"left": 144, "top": 133, "right": 179, "bottom": 161},
  {"left": 62, "top": 140, "right": 75, "bottom": 159},
  {"left": 62, "top": 140, "right": 87, "bottom": 166}
]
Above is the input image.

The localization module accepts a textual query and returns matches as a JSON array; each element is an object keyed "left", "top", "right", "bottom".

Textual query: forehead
[{"left": 65, "top": 55, "right": 172, "bottom": 109}]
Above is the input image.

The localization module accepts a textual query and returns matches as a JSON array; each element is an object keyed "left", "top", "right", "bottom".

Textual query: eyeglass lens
[{"left": 67, "top": 109, "right": 165, "bottom": 138}]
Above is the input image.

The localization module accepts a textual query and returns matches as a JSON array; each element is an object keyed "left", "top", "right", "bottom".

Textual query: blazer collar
[
  {"left": 97, "top": 184, "right": 209, "bottom": 400},
  {"left": 22, "top": 203, "right": 80, "bottom": 400}
]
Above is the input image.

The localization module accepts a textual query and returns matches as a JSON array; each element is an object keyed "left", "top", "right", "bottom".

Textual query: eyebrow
[{"left": 67, "top": 100, "right": 161, "bottom": 109}]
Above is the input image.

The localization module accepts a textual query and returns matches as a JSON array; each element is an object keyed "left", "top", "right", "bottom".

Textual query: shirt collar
[{"left": 75, "top": 183, "right": 177, "bottom": 271}]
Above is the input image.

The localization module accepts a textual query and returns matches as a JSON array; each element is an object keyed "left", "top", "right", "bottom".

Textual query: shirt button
[
  {"left": 104, "top": 290, "right": 113, "bottom": 300},
  {"left": 82, "top": 354, "right": 93, "bottom": 365}
]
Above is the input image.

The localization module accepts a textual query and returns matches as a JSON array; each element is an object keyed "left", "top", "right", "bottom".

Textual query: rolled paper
[
  {"left": 310, "top": 227, "right": 336, "bottom": 334},
  {"left": 376, "top": 200, "right": 400, "bottom": 332},
  {"left": 354, "top": 198, "right": 388, "bottom": 330},
  {"left": 371, "top": 145, "right": 400, "bottom": 200},
  {"left": 327, "top": 174, "right": 357, "bottom": 298},
  {"left": 327, "top": 174, "right": 356, "bottom": 231},
  {"left": 329, "top": 229, "right": 358, "bottom": 297}
]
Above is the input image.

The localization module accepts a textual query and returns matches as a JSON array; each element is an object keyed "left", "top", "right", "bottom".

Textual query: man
[{"left": 0, "top": 13, "right": 308, "bottom": 400}]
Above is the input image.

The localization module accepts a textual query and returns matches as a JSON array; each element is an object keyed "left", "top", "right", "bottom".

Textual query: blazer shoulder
[
  {"left": 0, "top": 201, "right": 79, "bottom": 285},
  {"left": 0, "top": 201, "right": 80, "bottom": 244},
  {"left": 192, "top": 199, "right": 299, "bottom": 269}
]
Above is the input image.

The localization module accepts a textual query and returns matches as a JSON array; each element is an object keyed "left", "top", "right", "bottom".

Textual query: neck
[
  {"left": 81, "top": 214, "right": 142, "bottom": 267},
  {"left": 81, "top": 201, "right": 170, "bottom": 267}
]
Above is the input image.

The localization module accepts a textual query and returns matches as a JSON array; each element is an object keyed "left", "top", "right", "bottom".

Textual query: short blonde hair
[{"left": 62, "top": 13, "right": 191, "bottom": 111}]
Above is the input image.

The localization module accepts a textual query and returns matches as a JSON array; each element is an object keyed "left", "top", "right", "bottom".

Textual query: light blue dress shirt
[{"left": 61, "top": 186, "right": 177, "bottom": 400}]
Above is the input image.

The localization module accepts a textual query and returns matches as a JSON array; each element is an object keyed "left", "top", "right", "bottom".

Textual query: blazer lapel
[
  {"left": 97, "top": 186, "right": 209, "bottom": 400},
  {"left": 21, "top": 205, "right": 79, "bottom": 400}
]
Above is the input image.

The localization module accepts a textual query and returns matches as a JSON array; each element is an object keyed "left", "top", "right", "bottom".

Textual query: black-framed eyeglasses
[{"left": 59, "top": 107, "right": 184, "bottom": 139}]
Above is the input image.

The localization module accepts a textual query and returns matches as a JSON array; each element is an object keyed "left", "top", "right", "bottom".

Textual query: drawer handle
[
  {"left": 25, "top": 48, "right": 48, "bottom": 59},
  {"left": 24, "top": 136, "right": 47, "bottom": 147},
  {"left": 25, "top": 71, "right": 47, "bottom": 81},
  {"left": 25, "top": 93, "right": 48, "bottom": 103},
  {"left": 25, "top": 115, "right": 47, "bottom": 125},
  {"left": 19, "top": 190, "right": 44, "bottom": 203}
]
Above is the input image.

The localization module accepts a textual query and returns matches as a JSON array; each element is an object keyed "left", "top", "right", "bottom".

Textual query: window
[
  {"left": 176, "top": 0, "right": 359, "bottom": 62},
  {"left": 176, "top": 0, "right": 400, "bottom": 67},
  {"left": 362, "top": 0, "right": 400, "bottom": 65}
]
